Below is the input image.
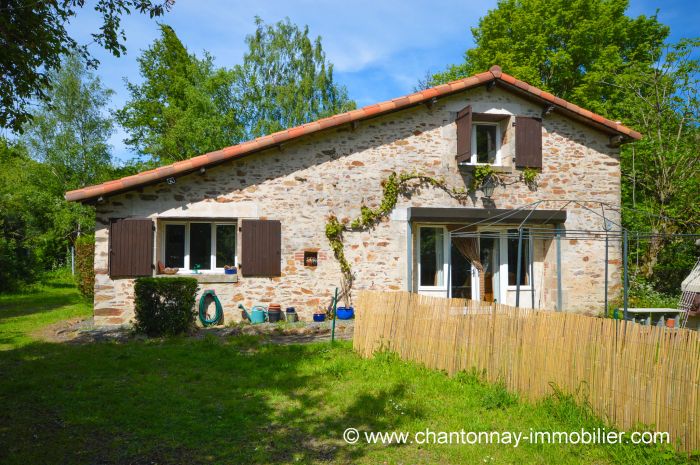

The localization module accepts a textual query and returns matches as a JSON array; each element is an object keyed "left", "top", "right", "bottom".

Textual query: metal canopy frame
[{"left": 439, "top": 199, "right": 700, "bottom": 321}]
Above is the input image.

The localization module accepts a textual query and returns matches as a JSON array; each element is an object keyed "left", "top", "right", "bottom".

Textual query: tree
[
  {"left": 19, "top": 54, "right": 116, "bottom": 276},
  {"left": 233, "top": 17, "right": 355, "bottom": 139},
  {"left": 429, "top": 0, "right": 668, "bottom": 116},
  {"left": 430, "top": 0, "right": 698, "bottom": 294},
  {"left": 116, "top": 24, "right": 242, "bottom": 164},
  {"left": 23, "top": 54, "right": 115, "bottom": 191},
  {"left": 0, "top": 139, "right": 38, "bottom": 290},
  {"left": 616, "top": 39, "right": 700, "bottom": 279},
  {"left": 0, "top": 0, "right": 172, "bottom": 133}
]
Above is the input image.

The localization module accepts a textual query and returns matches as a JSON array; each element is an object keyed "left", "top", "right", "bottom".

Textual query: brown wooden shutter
[
  {"left": 109, "top": 218, "right": 154, "bottom": 278},
  {"left": 241, "top": 219, "right": 281, "bottom": 277},
  {"left": 455, "top": 105, "right": 472, "bottom": 163},
  {"left": 515, "top": 116, "right": 543, "bottom": 168}
]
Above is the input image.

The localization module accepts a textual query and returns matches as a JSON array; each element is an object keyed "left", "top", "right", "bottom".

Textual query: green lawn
[
  {"left": 0, "top": 276, "right": 686, "bottom": 464},
  {"left": 0, "top": 272, "right": 92, "bottom": 350}
]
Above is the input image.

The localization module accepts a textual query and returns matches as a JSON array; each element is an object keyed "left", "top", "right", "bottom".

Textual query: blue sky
[{"left": 66, "top": 0, "right": 699, "bottom": 163}]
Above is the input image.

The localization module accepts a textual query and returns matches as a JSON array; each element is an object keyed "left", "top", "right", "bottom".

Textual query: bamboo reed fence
[{"left": 353, "top": 290, "right": 700, "bottom": 453}]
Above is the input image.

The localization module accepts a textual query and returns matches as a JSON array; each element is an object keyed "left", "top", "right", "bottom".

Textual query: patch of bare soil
[
  {"left": 32, "top": 317, "right": 354, "bottom": 345},
  {"left": 31, "top": 317, "right": 89, "bottom": 343},
  {"left": 31, "top": 318, "right": 131, "bottom": 344},
  {"left": 202, "top": 319, "right": 354, "bottom": 344}
]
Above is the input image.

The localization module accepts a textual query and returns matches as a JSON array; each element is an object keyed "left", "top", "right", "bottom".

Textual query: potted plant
[
  {"left": 314, "top": 305, "right": 327, "bottom": 322},
  {"left": 336, "top": 307, "right": 354, "bottom": 320},
  {"left": 335, "top": 282, "right": 354, "bottom": 320},
  {"left": 224, "top": 265, "right": 237, "bottom": 275}
]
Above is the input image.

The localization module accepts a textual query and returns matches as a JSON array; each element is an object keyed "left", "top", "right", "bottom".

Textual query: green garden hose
[{"left": 198, "top": 290, "right": 223, "bottom": 326}]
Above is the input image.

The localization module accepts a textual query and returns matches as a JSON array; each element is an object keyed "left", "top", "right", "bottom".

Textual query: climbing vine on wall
[
  {"left": 325, "top": 171, "right": 471, "bottom": 304},
  {"left": 325, "top": 169, "right": 537, "bottom": 304},
  {"left": 521, "top": 167, "right": 539, "bottom": 190}
]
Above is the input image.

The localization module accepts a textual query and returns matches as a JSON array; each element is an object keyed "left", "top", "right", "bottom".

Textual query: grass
[
  {"left": 0, "top": 270, "right": 92, "bottom": 350},
  {"left": 0, "top": 275, "right": 690, "bottom": 464}
]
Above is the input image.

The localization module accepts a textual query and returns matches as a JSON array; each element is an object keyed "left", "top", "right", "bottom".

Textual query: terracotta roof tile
[
  {"left": 499, "top": 73, "right": 517, "bottom": 85},
  {"left": 65, "top": 66, "right": 641, "bottom": 202}
]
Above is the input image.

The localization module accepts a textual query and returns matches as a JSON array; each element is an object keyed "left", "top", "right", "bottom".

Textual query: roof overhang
[
  {"left": 494, "top": 80, "right": 632, "bottom": 140},
  {"left": 408, "top": 207, "right": 567, "bottom": 225}
]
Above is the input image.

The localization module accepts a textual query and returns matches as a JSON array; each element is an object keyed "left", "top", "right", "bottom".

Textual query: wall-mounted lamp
[{"left": 481, "top": 175, "right": 497, "bottom": 199}]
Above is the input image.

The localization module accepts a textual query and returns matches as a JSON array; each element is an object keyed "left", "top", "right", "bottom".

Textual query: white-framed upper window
[
  {"left": 162, "top": 221, "right": 237, "bottom": 273},
  {"left": 417, "top": 225, "right": 450, "bottom": 290},
  {"left": 470, "top": 122, "right": 501, "bottom": 165}
]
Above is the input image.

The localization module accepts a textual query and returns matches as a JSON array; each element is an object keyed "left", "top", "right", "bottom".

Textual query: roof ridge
[{"left": 66, "top": 66, "right": 640, "bottom": 202}]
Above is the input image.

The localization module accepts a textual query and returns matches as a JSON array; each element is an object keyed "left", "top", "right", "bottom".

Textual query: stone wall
[{"left": 93, "top": 86, "right": 621, "bottom": 326}]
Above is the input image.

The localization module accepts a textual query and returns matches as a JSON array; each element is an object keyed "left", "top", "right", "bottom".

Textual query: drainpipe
[
  {"left": 405, "top": 208, "right": 413, "bottom": 292},
  {"left": 530, "top": 236, "right": 535, "bottom": 309},
  {"left": 623, "top": 230, "right": 629, "bottom": 320},
  {"left": 556, "top": 225, "right": 563, "bottom": 312},
  {"left": 515, "top": 227, "right": 523, "bottom": 308},
  {"left": 604, "top": 233, "right": 609, "bottom": 315}
]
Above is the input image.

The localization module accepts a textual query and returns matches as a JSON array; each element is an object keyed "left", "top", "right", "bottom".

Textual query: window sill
[
  {"left": 458, "top": 164, "right": 514, "bottom": 174},
  {"left": 156, "top": 274, "right": 239, "bottom": 283}
]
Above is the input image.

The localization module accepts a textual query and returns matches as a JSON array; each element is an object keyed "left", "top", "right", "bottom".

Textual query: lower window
[
  {"left": 418, "top": 226, "right": 448, "bottom": 289},
  {"left": 162, "top": 222, "right": 236, "bottom": 272}
]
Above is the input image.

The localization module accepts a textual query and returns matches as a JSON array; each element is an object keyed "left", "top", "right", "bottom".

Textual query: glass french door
[
  {"left": 479, "top": 235, "right": 501, "bottom": 303},
  {"left": 449, "top": 240, "right": 476, "bottom": 299}
]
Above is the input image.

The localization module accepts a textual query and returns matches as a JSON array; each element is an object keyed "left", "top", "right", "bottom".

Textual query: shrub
[
  {"left": 650, "top": 240, "right": 697, "bottom": 295},
  {"left": 74, "top": 235, "right": 95, "bottom": 298},
  {"left": 133, "top": 277, "right": 198, "bottom": 336}
]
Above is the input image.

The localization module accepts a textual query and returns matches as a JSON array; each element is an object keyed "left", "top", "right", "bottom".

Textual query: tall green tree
[
  {"left": 233, "top": 17, "right": 356, "bottom": 139},
  {"left": 24, "top": 54, "right": 115, "bottom": 191},
  {"left": 116, "top": 24, "right": 241, "bottom": 164},
  {"left": 430, "top": 0, "right": 668, "bottom": 116},
  {"left": 0, "top": 139, "right": 39, "bottom": 290},
  {"left": 0, "top": 137, "right": 82, "bottom": 289},
  {"left": 616, "top": 39, "right": 700, "bottom": 282},
  {"left": 19, "top": 54, "right": 116, "bottom": 276},
  {"left": 0, "top": 0, "right": 172, "bottom": 133}
]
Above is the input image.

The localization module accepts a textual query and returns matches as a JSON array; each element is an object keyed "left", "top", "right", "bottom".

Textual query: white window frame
[
  {"left": 416, "top": 225, "right": 450, "bottom": 292},
  {"left": 160, "top": 221, "right": 237, "bottom": 274},
  {"left": 470, "top": 122, "right": 502, "bottom": 165}
]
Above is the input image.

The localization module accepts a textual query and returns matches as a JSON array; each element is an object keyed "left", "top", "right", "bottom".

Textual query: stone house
[{"left": 66, "top": 65, "right": 641, "bottom": 326}]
